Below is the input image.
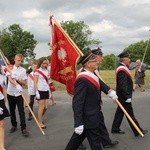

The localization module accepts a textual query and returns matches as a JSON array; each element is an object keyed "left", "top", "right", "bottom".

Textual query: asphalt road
[{"left": 4, "top": 89, "right": 150, "bottom": 150}]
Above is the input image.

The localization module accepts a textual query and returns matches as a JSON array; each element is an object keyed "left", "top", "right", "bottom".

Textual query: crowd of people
[{"left": 0, "top": 50, "right": 148, "bottom": 150}]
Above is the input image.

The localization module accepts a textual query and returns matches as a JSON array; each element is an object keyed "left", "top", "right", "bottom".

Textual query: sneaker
[
  {"left": 22, "top": 129, "right": 29, "bottom": 137},
  {"left": 9, "top": 126, "right": 17, "bottom": 133},
  {"left": 40, "top": 124, "right": 46, "bottom": 129}
]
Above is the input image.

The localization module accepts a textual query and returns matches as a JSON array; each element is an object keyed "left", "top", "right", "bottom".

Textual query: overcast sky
[{"left": 0, "top": 0, "right": 150, "bottom": 58}]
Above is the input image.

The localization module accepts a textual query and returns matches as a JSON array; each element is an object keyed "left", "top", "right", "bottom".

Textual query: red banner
[{"left": 50, "top": 17, "right": 80, "bottom": 95}]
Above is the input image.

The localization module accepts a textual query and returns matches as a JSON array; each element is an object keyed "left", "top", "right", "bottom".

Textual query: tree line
[{"left": 0, "top": 21, "right": 149, "bottom": 70}]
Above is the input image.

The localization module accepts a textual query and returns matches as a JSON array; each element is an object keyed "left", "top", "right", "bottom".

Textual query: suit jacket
[
  {"left": 116, "top": 63, "right": 133, "bottom": 102},
  {"left": 73, "top": 74, "right": 110, "bottom": 129}
]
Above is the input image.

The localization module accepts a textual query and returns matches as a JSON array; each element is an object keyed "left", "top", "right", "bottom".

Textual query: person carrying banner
[
  {"left": 111, "top": 51, "right": 148, "bottom": 136},
  {"left": 0, "top": 64, "right": 9, "bottom": 150},
  {"left": 27, "top": 61, "right": 37, "bottom": 121},
  {"left": 34, "top": 57, "right": 50, "bottom": 129},
  {"left": 6, "top": 54, "right": 29, "bottom": 137},
  {"left": 65, "top": 51, "right": 119, "bottom": 150}
]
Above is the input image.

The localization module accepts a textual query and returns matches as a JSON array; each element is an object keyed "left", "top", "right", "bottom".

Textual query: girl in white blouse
[{"left": 34, "top": 57, "right": 50, "bottom": 129}]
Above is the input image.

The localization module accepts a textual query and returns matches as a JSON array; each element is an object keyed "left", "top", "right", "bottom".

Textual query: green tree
[
  {"left": 124, "top": 40, "right": 150, "bottom": 64},
  {"left": 0, "top": 24, "right": 37, "bottom": 64},
  {"left": 100, "top": 54, "right": 116, "bottom": 70},
  {"left": 61, "top": 20, "right": 101, "bottom": 53}
]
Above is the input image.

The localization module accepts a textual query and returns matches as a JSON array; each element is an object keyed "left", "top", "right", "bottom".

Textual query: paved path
[{"left": 4, "top": 89, "right": 150, "bottom": 150}]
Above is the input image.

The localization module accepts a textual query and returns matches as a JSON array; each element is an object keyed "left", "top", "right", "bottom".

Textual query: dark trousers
[
  {"left": 29, "top": 95, "right": 35, "bottom": 116},
  {"left": 65, "top": 128, "right": 102, "bottom": 150},
  {"left": 7, "top": 94, "right": 26, "bottom": 130},
  {"left": 111, "top": 101, "right": 142, "bottom": 135},
  {"left": 99, "top": 111, "right": 111, "bottom": 146}
]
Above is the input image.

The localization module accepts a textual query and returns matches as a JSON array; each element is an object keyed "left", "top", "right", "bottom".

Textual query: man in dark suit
[
  {"left": 65, "top": 51, "right": 118, "bottom": 150},
  {"left": 111, "top": 51, "right": 148, "bottom": 136}
]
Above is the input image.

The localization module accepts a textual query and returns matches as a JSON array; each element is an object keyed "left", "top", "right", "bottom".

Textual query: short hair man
[
  {"left": 65, "top": 51, "right": 118, "bottom": 150},
  {"left": 111, "top": 51, "right": 148, "bottom": 136},
  {"left": 6, "top": 54, "right": 29, "bottom": 137}
]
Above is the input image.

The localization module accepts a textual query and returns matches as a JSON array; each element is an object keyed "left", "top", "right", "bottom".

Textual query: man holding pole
[
  {"left": 65, "top": 51, "right": 119, "bottom": 150},
  {"left": 6, "top": 54, "right": 29, "bottom": 137},
  {"left": 111, "top": 51, "right": 148, "bottom": 136}
]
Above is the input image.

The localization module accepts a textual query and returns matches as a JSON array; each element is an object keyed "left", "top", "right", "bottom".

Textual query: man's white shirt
[{"left": 6, "top": 65, "right": 27, "bottom": 96}]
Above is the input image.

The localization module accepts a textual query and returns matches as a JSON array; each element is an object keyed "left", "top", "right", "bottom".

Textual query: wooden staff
[
  {"left": 50, "top": 16, "right": 144, "bottom": 137},
  {"left": 21, "top": 94, "right": 45, "bottom": 135}
]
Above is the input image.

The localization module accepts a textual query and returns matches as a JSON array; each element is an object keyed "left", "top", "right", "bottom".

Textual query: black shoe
[
  {"left": 22, "top": 129, "right": 29, "bottom": 137},
  {"left": 143, "top": 130, "right": 148, "bottom": 135},
  {"left": 9, "top": 126, "right": 17, "bottom": 133},
  {"left": 103, "top": 141, "right": 119, "bottom": 148},
  {"left": 28, "top": 116, "right": 32, "bottom": 121},
  {"left": 135, "top": 130, "right": 148, "bottom": 137},
  {"left": 78, "top": 144, "right": 86, "bottom": 150},
  {"left": 111, "top": 130, "right": 125, "bottom": 134}
]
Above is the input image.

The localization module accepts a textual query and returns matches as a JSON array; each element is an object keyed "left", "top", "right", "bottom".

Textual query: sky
[{"left": 0, "top": 0, "right": 150, "bottom": 58}]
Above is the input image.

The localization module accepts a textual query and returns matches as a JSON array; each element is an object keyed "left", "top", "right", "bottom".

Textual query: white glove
[
  {"left": 108, "top": 90, "right": 118, "bottom": 100},
  {"left": 125, "top": 98, "right": 132, "bottom": 103},
  {"left": 0, "top": 107, "right": 3, "bottom": 115},
  {"left": 36, "top": 91, "right": 40, "bottom": 99},
  {"left": 138, "top": 68, "right": 141, "bottom": 72},
  {"left": 75, "top": 125, "right": 84, "bottom": 135},
  {"left": 16, "top": 84, "right": 23, "bottom": 92}
]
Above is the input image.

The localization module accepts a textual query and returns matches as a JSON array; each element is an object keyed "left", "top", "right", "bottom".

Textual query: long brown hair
[{"left": 37, "top": 57, "right": 48, "bottom": 69}]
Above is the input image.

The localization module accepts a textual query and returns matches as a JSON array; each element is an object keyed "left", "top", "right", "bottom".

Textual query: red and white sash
[
  {"left": 28, "top": 72, "right": 34, "bottom": 80},
  {"left": 116, "top": 65, "right": 131, "bottom": 77},
  {"left": 77, "top": 71, "right": 100, "bottom": 91},
  {"left": 0, "top": 84, "right": 3, "bottom": 93}
]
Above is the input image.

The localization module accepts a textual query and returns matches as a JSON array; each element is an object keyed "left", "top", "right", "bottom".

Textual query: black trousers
[
  {"left": 7, "top": 94, "right": 26, "bottom": 130},
  {"left": 111, "top": 101, "right": 142, "bottom": 135},
  {"left": 99, "top": 111, "right": 111, "bottom": 146},
  {"left": 29, "top": 95, "right": 36, "bottom": 116},
  {"left": 65, "top": 128, "right": 102, "bottom": 150}
]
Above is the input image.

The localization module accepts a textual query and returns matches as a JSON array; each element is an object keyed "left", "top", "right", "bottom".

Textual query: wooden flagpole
[
  {"left": 50, "top": 16, "right": 144, "bottom": 137},
  {"left": 0, "top": 50, "right": 45, "bottom": 135},
  {"left": 21, "top": 94, "right": 45, "bottom": 135}
]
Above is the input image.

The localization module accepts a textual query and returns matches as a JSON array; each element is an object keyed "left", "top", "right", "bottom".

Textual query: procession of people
[{"left": 0, "top": 49, "right": 148, "bottom": 150}]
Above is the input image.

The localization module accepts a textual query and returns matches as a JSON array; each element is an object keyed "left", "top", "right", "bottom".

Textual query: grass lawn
[{"left": 52, "top": 70, "right": 150, "bottom": 91}]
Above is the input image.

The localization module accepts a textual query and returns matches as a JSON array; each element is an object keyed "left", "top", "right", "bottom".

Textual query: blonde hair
[
  {"left": 15, "top": 54, "right": 24, "bottom": 60},
  {"left": 136, "top": 59, "right": 141, "bottom": 63}
]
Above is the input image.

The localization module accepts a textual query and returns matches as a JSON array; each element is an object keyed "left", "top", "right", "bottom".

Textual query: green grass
[{"left": 52, "top": 70, "right": 150, "bottom": 91}]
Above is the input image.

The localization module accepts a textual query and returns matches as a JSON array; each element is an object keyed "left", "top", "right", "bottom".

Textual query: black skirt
[
  {"left": 0, "top": 99, "right": 10, "bottom": 120},
  {"left": 36, "top": 91, "right": 49, "bottom": 100}
]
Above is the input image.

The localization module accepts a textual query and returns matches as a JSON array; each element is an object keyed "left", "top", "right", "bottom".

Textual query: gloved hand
[
  {"left": 138, "top": 68, "right": 141, "bottom": 72},
  {"left": 108, "top": 90, "right": 118, "bottom": 101},
  {"left": 125, "top": 98, "right": 132, "bottom": 103},
  {"left": 75, "top": 125, "right": 84, "bottom": 135},
  {"left": 36, "top": 91, "right": 40, "bottom": 99},
  {"left": 16, "top": 84, "right": 23, "bottom": 92},
  {"left": 0, "top": 107, "right": 3, "bottom": 115}
]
